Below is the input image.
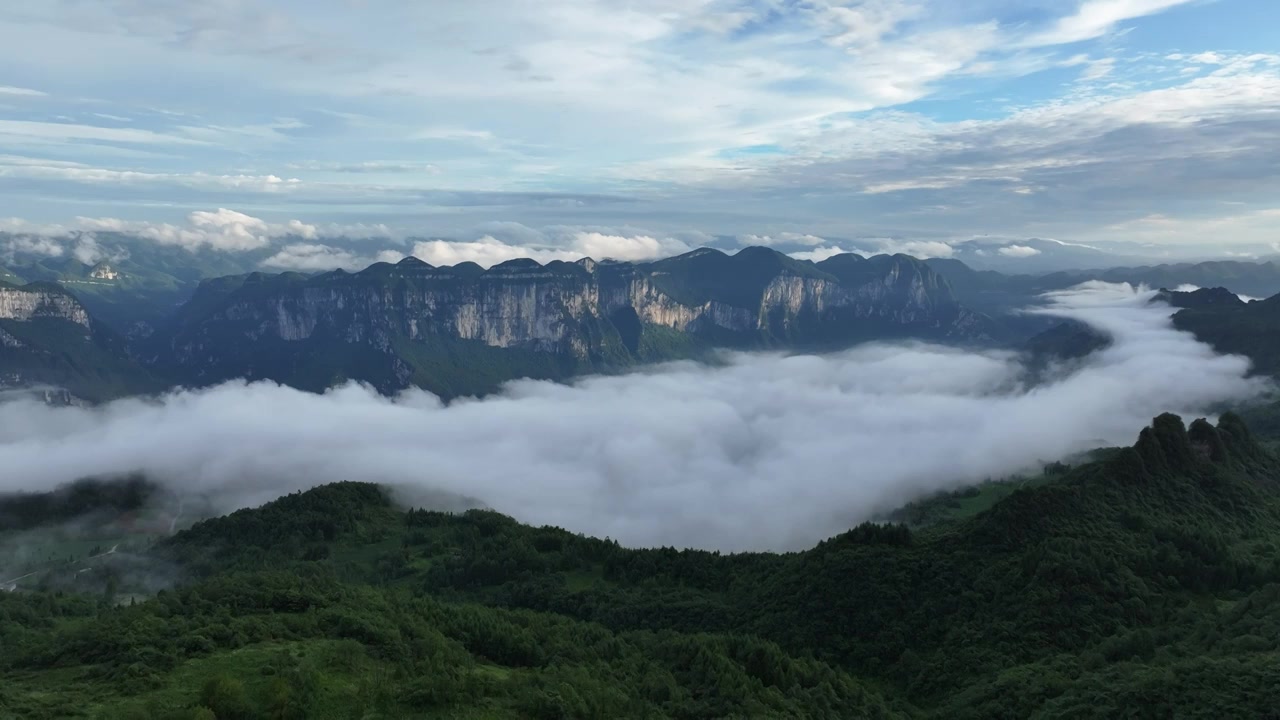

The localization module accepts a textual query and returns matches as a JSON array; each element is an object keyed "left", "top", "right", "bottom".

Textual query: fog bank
[{"left": 0, "top": 282, "right": 1266, "bottom": 551}]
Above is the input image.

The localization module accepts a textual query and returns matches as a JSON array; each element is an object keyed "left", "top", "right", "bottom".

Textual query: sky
[
  {"left": 0, "top": 282, "right": 1264, "bottom": 550},
  {"left": 1, "top": 0, "right": 1278, "bottom": 263}
]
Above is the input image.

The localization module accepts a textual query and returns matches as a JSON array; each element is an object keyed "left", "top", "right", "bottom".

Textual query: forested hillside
[{"left": 5, "top": 412, "right": 1280, "bottom": 718}]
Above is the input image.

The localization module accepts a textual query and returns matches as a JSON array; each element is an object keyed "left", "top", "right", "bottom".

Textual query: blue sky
[{"left": 1, "top": 0, "right": 1279, "bottom": 268}]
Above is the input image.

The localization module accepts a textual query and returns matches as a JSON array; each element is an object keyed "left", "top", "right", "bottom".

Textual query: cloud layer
[
  {"left": 0, "top": 1, "right": 1275, "bottom": 244},
  {"left": 0, "top": 283, "right": 1264, "bottom": 551}
]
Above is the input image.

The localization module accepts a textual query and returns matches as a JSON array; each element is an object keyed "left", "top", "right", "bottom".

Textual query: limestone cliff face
[
  {"left": 0, "top": 286, "right": 91, "bottom": 327},
  {"left": 154, "top": 248, "right": 991, "bottom": 394},
  {"left": 205, "top": 259, "right": 606, "bottom": 354},
  {"left": 0, "top": 282, "right": 154, "bottom": 402}
]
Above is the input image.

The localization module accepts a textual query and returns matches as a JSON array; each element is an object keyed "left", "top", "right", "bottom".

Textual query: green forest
[{"left": 6, "top": 413, "right": 1280, "bottom": 718}]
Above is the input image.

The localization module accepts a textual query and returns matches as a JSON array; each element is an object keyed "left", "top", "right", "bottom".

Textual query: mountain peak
[
  {"left": 490, "top": 258, "right": 544, "bottom": 271},
  {"left": 1154, "top": 286, "right": 1244, "bottom": 309},
  {"left": 397, "top": 256, "right": 433, "bottom": 269},
  {"left": 1125, "top": 412, "right": 1266, "bottom": 480}
]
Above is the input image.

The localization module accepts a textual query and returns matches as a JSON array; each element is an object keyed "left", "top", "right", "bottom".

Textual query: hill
[
  {"left": 5, "top": 413, "right": 1280, "bottom": 716},
  {"left": 1169, "top": 293, "right": 1280, "bottom": 376}
]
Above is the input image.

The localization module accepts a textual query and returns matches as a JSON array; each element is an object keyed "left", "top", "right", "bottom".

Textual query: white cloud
[
  {"left": 0, "top": 157, "right": 303, "bottom": 193},
  {"left": 816, "top": 0, "right": 923, "bottom": 49},
  {"left": 1188, "top": 51, "right": 1226, "bottom": 65},
  {"left": 1079, "top": 57, "right": 1116, "bottom": 81},
  {"left": 1021, "top": 0, "right": 1197, "bottom": 47},
  {"left": 740, "top": 232, "right": 828, "bottom": 247},
  {"left": 410, "top": 237, "right": 565, "bottom": 267},
  {"left": 76, "top": 209, "right": 309, "bottom": 252},
  {"left": 788, "top": 238, "right": 956, "bottom": 261},
  {"left": 0, "top": 1, "right": 1270, "bottom": 244},
  {"left": 789, "top": 245, "right": 853, "bottom": 262},
  {"left": 0, "top": 119, "right": 207, "bottom": 146},
  {"left": 998, "top": 245, "right": 1042, "bottom": 258},
  {"left": 411, "top": 231, "right": 693, "bottom": 268},
  {"left": 261, "top": 243, "right": 405, "bottom": 271},
  {"left": 0, "top": 283, "right": 1263, "bottom": 551},
  {"left": 1102, "top": 207, "right": 1280, "bottom": 245},
  {"left": 2, "top": 234, "right": 65, "bottom": 260},
  {"left": 70, "top": 234, "right": 127, "bottom": 265},
  {"left": 874, "top": 239, "right": 955, "bottom": 258},
  {"left": 0, "top": 86, "right": 47, "bottom": 97},
  {"left": 570, "top": 231, "right": 691, "bottom": 261}
]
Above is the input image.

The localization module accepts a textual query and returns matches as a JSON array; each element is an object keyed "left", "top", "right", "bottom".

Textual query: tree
[{"left": 199, "top": 675, "right": 253, "bottom": 720}]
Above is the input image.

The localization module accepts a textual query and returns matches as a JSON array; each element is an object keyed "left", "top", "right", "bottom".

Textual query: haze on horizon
[{"left": 1, "top": 0, "right": 1279, "bottom": 271}]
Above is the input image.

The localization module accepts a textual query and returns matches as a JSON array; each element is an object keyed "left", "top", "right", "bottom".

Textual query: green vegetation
[
  {"left": 0, "top": 234, "right": 269, "bottom": 331},
  {"left": 0, "top": 282, "right": 162, "bottom": 401},
  {"left": 5, "top": 413, "right": 1280, "bottom": 717},
  {"left": 1173, "top": 295, "right": 1280, "bottom": 376}
]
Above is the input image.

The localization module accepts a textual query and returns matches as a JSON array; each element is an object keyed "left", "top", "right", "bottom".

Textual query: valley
[{"left": 5, "top": 413, "right": 1280, "bottom": 717}]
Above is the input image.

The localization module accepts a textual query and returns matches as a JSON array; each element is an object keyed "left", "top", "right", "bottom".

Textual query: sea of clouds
[{"left": 0, "top": 282, "right": 1266, "bottom": 551}]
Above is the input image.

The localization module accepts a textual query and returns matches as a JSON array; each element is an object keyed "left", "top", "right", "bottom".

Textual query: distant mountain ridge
[
  {"left": 142, "top": 246, "right": 994, "bottom": 397},
  {"left": 928, "top": 257, "right": 1280, "bottom": 314},
  {"left": 140, "top": 244, "right": 993, "bottom": 392},
  {"left": 12, "top": 245, "right": 1280, "bottom": 403}
]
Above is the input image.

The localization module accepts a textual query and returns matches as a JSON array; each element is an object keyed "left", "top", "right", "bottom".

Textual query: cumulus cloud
[
  {"left": 998, "top": 245, "right": 1042, "bottom": 258},
  {"left": 1, "top": 212, "right": 700, "bottom": 268},
  {"left": 410, "top": 231, "right": 692, "bottom": 268},
  {"left": 261, "top": 243, "right": 406, "bottom": 271},
  {"left": 875, "top": 239, "right": 955, "bottom": 259},
  {"left": 70, "top": 235, "right": 128, "bottom": 266},
  {"left": 570, "top": 232, "right": 691, "bottom": 261},
  {"left": 789, "top": 245, "right": 853, "bottom": 262},
  {"left": 790, "top": 238, "right": 962, "bottom": 262},
  {"left": 1, "top": 234, "right": 65, "bottom": 260},
  {"left": 76, "top": 209, "right": 282, "bottom": 252},
  {"left": 0, "top": 283, "right": 1264, "bottom": 551},
  {"left": 69, "top": 209, "right": 332, "bottom": 253}
]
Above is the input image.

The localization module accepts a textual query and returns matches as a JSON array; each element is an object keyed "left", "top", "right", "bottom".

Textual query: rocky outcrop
[
  {"left": 89, "top": 264, "right": 120, "bottom": 280},
  {"left": 0, "top": 281, "right": 156, "bottom": 402},
  {"left": 0, "top": 285, "right": 91, "bottom": 327}
]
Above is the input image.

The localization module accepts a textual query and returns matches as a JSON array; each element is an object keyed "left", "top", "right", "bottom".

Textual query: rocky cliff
[
  {"left": 148, "top": 247, "right": 995, "bottom": 398},
  {"left": 0, "top": 283, "right": 91, "bottom": 329},
  {"left": 0, "top": 281, "right": 156, "bottom": 401}
]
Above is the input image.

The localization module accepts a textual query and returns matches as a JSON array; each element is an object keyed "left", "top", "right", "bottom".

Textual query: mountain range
[
  {"left": 4, "top": 247, "right": 994, "bottom": 400},
  {"left": 8, "top": 243, "right": 1280, "bottom": 402}
]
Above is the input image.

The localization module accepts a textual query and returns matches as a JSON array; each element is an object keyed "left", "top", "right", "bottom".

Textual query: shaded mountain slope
[
  {"left": 0, "top": 280, "right": 159, "bottom": 401},
  {"left": 1171, "top": 292, "right": 1280, "bottom": 376},
  {"left": 144, "top": 247, "right": 997, "bottom": 398}
]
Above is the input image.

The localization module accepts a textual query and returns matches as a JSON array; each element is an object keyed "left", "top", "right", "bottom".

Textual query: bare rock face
[
  {"left": 0, "top": 282, "right": 156, "bottom": 402},
  {"left": 151, "top": 247, "right": 993, "bottom": 395},
  {"left": 89, "top": 264, "right": 120, "bottom": 280},
  {"left": 0, "top": 286, "right": 91, "bottom": 327}
]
